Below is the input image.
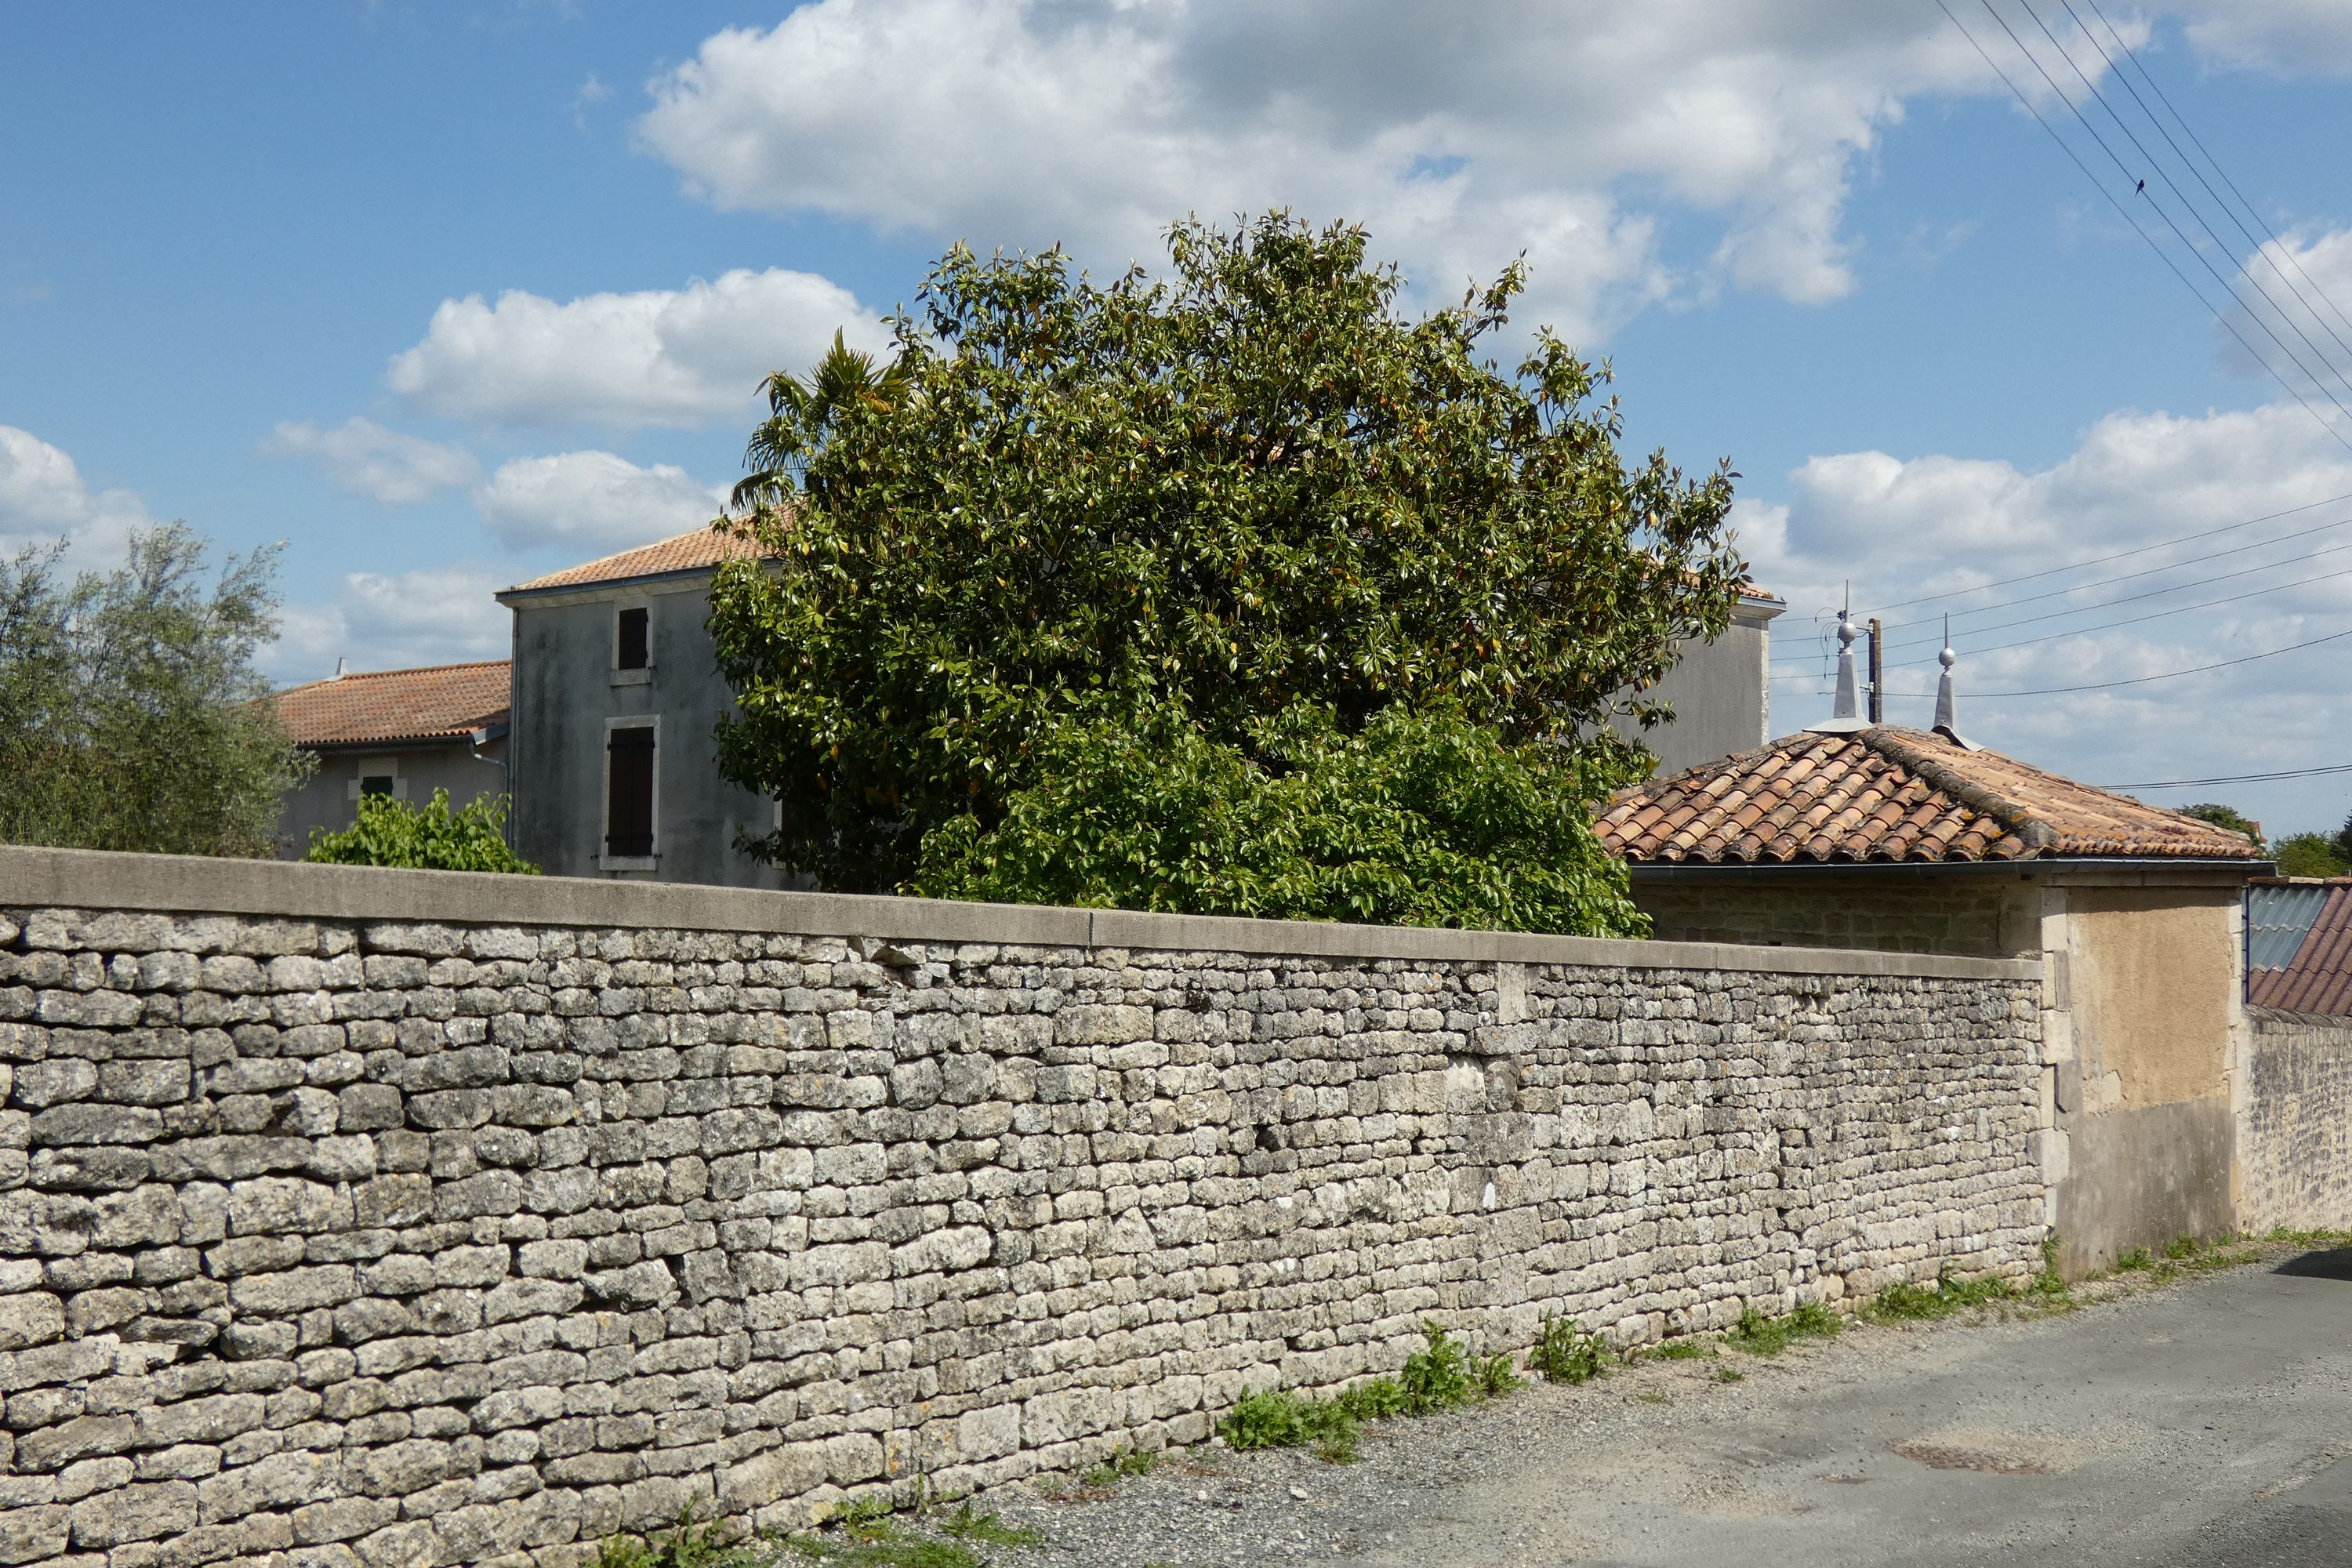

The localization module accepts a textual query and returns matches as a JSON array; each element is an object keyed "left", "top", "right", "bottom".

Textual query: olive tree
[{"left": 0, "top": 524, "right": 310, "bottom": 857}]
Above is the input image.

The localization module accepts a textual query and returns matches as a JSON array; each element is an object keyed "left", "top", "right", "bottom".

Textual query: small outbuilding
[
  {"left": 1595, "top": 722, "right": 2268, "bottom": 1273},
  {"left": 271, "top": 659, "right": 511, "bottom": 856}
]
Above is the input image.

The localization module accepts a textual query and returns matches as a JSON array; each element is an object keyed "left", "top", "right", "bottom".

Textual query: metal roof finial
[
  {"left": 1806, "top": 587, "right": 1871, "bottom": 735},
  {"left": 1933, "top": 615, "right": 1979, "bottom": 749}
]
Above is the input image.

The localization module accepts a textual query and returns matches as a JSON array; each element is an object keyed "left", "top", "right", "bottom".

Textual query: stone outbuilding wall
[
  {"left": 2238, "top": 1006, "right": 2352, "bottom": 1233},
  {"left": 0, "top": 848, "right": 2045, "bottom": 1567}
]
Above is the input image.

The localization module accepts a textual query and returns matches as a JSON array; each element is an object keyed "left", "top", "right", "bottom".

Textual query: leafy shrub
[
  {"left": 1529, "top": 1315, "right": 1610, "bottom": 1383},
  {"left": 1218, "top": 1388, "right": 1363, "bottom": 1462},
  {"left": 591, "top": 1510, "right": 762, "bottom": 1568},
  {"left": 304, "top": 788, "right": 537, "bottom": 873},
  {"left": 1398, "top": 1322, "right": 1478, "bottom": 1412},
  {"left": 909, "top": 700, "right": 1646, "bottom": 934},
  {"left": 1867, "top": 1269, "right": 2031, "bottom": 1324},
  {"left": 1722, "top": 1301, "right": 1842, "bottom": 1356},
  {"left": 937, "top": 1504, "right": 1042, "bottom": 1548},
  {"left": 1218, "top": 1323, "right": 1521, "bottom": 1462},
  {"left": 2273, "top": 832, "right": 2350, "bottom": 878},
  {"left": 1079, "top": 1449, "right": 1159, "bottom": 1487}
]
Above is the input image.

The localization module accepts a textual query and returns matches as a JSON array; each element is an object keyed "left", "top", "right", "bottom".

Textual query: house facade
[
  {"left": 271, "top": 660, "right": 511, "bottom": 857},
  {"left": 1595, "top": 722, "right": 2270, "bottom": 1273},
  {"left": 496, "top": 530, "right": 783, "bottom": 886},
  {"left": 1609, "top": 588, "right": 1784, "bottom": 776}
]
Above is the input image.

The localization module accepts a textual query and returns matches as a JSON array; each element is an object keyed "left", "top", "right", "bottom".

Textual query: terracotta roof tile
[
  {"left": 503, "top": 524, "right": 765, "bottom": 595},
  {"left": 273, "top": 661, "right": 510, "bottom": 749},
  {"left": 2251, "top": 884, "right": 2352, "bottom": 1015},
  {"left": 1595, "top": 726, "right": 2263, "bottom": 866}
]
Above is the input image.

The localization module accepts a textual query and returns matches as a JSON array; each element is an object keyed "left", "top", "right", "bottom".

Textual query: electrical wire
[
  {"left": 1867, "top": 488, "right": 2352, "bottom": 613},
  {"left": 2097, "top": 761, "right": 2352, "bottom": 789},
  {"left": 1880, "top": 509, "right": 2352, "bottom": 639},
  {"left": 1979, "top": 0, "right": 2352, "bottom": 439},
  {"left": 2063, "top": 0, "right": 2352, "bottom": 381},
  {"left": 2078, "top": 0, "right": 2352, "bottom": 355},
  {"left": 1882, "top": 557, "right": 2352, "bottom": 666},
  {"left": 1938, "top": 0, "right": 2352, "bottom": 458},
  {"left": 1967, "top": 623, "right": 2352, "bottom": 696},
  {"left": 2024, "top": 0, "right": 2352, "bottom": 408}
]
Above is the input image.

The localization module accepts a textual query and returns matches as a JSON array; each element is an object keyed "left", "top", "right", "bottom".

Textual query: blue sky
[{"left": 4, "top": 1, "right": 2350, "bottom": 836}]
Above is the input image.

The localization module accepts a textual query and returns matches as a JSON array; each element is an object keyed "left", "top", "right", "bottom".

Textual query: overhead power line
[
  {"left": 1975, "top": 0, "right": 2352, "bottom": 441},
  {"left": 2077, "top": 0, "right": 2352, "bottom": 356},
  {"left": 1882, "top": 509, "right": 2352, "bottom": 639},
  {"left": 2099, "top": 761, "right": 2352, "bottom": 789},
  {"left": 1886, "top": 557, "right": 2352, "bottom": 667},
  {"left": 1969, "top": 623, "right": 2352, "bottom": 697},
  {"left": 1882, "top": 530, "right": 2352, "bottom": 654},
  {"left": 2023, "top": 0, "right": 2352, "bottom": 413},
  {"left": 2017, "top": 0, "right": 2352, "bottom": 412},
  {"left": 1937, "top": 0, "right": 2352, "bottom": 458},
  {"left": 1869, "top": 488, "right": 2352, "bottom": 613}
]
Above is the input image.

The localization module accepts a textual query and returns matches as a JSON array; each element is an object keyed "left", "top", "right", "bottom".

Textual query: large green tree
[
  {"left": 710, "top": 212, "right": 1744, "bottom": 929},
  {"left": 0, "top": 524, "right": 310, "bottom": 857}
]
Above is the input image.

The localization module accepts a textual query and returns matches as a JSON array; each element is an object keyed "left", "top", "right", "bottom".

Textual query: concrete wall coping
[{"left": 0, "top": 844, "right": 2041, "bottom": 982}]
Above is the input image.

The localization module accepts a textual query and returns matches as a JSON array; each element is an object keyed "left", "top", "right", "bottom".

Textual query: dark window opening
[
  {"left": 360, "top": 775, "right": 394, "bottom": 797},
  {"left": 606, "top": 726, "right": 655, "bottom": 857},
  {"left": 616, "top": 607, "right": 649, "bottom": 670}
]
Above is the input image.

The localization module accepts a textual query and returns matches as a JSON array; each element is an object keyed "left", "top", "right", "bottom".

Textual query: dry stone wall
[
  {"left": 2239, "top": 1005, "right": 2352, "bottom": 1233},
  {"left": 0, "top": 861, "right": 2045, "bottom": 1568}
]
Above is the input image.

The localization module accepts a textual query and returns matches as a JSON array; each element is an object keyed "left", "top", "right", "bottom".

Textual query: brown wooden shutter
[
  {"left": 606, "top": 726, "right": 655, "bottom": 856},
  {"left": 616, "top": 607, "right": 650, "bottom": 670}
]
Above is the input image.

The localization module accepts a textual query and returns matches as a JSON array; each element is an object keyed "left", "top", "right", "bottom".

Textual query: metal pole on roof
[{"left": 1867, "top": 617, "right": 1884, "bottom": 724}]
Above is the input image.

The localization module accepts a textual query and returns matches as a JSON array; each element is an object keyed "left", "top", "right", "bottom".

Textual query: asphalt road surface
[{"left": 994, "top": 1245, "right": 2352, "bottom": 1567}]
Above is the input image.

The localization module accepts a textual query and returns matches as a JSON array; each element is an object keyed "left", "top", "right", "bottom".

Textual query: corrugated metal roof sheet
[
  {"left": 2250, "top": 884, "right": 2352, "bottom": 1015},
  {"left": 2249, "top": 881, "right": 2337, "bottom": 970}
]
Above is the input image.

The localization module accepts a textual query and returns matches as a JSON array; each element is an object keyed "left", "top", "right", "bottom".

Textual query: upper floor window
[{"left": 616, "top": 606, "right": 650, "bottom": 670}]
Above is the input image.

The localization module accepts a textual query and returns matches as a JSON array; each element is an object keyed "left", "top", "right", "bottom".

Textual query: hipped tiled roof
[
  {"left": 2251, "top": 884, "right": 2352, "bottom": 1015},
  {"left": 503, "top": 525, "right": 764, "bottom": 594},
  {"left": 1595, "top": 726, "right": 2266, "bottom": 865},
  {"left": 272, "top": 661, "right": 510, "bottom": 749}
]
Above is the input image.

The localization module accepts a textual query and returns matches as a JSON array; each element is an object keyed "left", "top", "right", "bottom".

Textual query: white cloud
[
  {"left": 2177, "top": 0, "right": 2352, "bottom": 74},
  {"left": 261, "top": 417, "right": 480, "bottom": 505},
  {"left": 2226, "top": 225, "right": 2352, "bottom": 423},
  {"left": 473, "top": 450, "right": 724, "bottom": 552},
  {"left": 387, "top": 268, "right": 884, "bottom": 429},
  {"left": 635, "top": 1, "right": 2013, "bottom": 339},
  {"left": 267, "top": 566, "right": 511, "bottom": 684},
  {"left": 0, "top": 425, "right": 154, "bottom": 561},
  {"left": 1744, "top": 397, "right": 2352, "bottom": 831}
]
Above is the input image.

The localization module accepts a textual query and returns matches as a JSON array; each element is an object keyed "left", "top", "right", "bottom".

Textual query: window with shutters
[
  {"left": 604, "top": 722, "right": 657, "bottom": 862},
  {"left": 615, "top": 606, "right": 650, "bottom": 671}
]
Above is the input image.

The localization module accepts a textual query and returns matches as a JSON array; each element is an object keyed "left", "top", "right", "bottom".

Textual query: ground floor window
[{"left": 604, "top": 721, "right": 657, "bottom": 860}]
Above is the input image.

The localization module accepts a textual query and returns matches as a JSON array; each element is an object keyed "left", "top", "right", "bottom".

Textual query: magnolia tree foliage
[
  {"left": 0, "top": 524, "right": 310, "bottom": 858},
  {"left": 709, "top": 213, "right": 1744, "bottom": 930}
]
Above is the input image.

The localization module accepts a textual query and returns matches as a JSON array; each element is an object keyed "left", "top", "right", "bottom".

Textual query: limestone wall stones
[
  {"left": 2240, "top": 1005, "right": 2352, "bottom": 1234},
  {"left": 0, "top": 898, "right": 2045, "bottom": 1568}
]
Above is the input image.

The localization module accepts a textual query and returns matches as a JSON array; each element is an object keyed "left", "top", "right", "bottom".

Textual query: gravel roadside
[{"left": 820, "top": 1237, "right": 2352, "bottom": 1568}]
